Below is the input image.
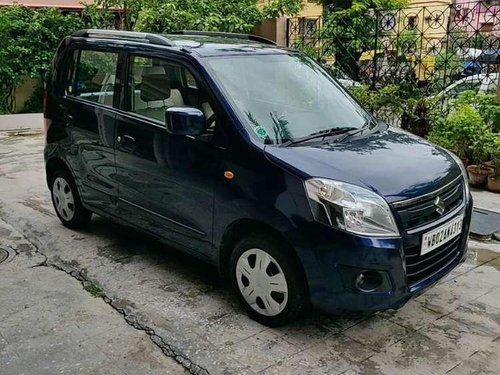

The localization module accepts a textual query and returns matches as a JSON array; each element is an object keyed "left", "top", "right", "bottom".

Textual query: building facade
[
  {"left": 454, "top": 0, "right": 500, "bottom": 35},
  {"left": 0, "top": 0, "right": 92, "bottom": 10},
  {"left": 254, "top": 0, "right": 323, "bottom": 46}
]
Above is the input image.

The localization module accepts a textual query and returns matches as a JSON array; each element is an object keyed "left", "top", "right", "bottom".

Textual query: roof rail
[
  {"left": 72, "top": 29, "right": 174, "bottom": 47},
  {"left": 171, "top": 30, "right": 277, "bottom": 45}
]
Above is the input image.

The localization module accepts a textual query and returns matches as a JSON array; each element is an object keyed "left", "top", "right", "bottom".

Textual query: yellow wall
[
  {"left": 254, "top": 1, "right": 323, "bottom": 45},
  {"left": 387, "top": 0, "right": 453, "bottom": 80},
  {"left": 299, "top": 1, "right": 323, "bottom": 17},
  {"left": 13, "top": 77, "right": 39, "bottom": 113},
  {"left": 397, "top": 0, "right": 453, "bottom": 48}
]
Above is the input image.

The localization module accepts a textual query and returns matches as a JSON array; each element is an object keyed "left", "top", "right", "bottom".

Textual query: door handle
[
  {"left": 123, "top": 135, "right": 135, "bottom": 143},
  {"left": 63, "top": 114, "right": 74, "bottom": 128},
  {"left": 58, "top": 104, "right": 73, "bottom": 121},
  {"left": 61, "top": 112, "right": 73, "bottom": 126},
  {"left": 117, "top": 135, "right": 135, "bottom": 144}
]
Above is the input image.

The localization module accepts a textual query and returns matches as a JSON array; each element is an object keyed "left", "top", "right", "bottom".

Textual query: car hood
[{"left": 264, "top": 127, "right": 461, "bottom": 203}]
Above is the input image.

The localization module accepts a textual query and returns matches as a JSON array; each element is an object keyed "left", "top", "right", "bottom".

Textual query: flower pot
[
  {"left": 466, "top": 165, "right": 495, "bottom": 188},
  {"left": 484, "top": 160, "right": 495, "bottom": 170},
  {"left": 487, "top": 175, "right": 500, "bottom": 193}
]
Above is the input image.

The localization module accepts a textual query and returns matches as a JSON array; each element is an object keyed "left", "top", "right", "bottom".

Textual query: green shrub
[
  {"left": 432, "top": 50, "right": 462, "bottom": 88},
  {"left": 348, "top": 83, "right": 434, "bottom": 135},
  {"left": 429, "top": 103, "right": 497, "bottom": 164},
  {"left": 348, "top": 84, "right": 406, "bottom": 125},
  {"left": 491, "top": 136, "right": 500, "bottom": 178},
  {"left": 400, "top": 97, "right": 433, "bottom": 138},
  {"left": 453, "top": 91, "right": 500, "bottom": 133},
  {"left": 0, "top": 6, "right": 83, "bottom": 113}
]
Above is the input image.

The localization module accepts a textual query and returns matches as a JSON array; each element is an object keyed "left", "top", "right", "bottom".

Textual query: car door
[
  {"left": 60, "top": 47, "right": 120, "bottom": 213},
  {"left": 114, "top": 53, "right": 219, "bottom": 258}
]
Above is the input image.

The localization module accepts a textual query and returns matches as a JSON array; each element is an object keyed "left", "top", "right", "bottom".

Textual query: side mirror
[{"left": 165, "top": 106, "right": 205, "bottom": 136}]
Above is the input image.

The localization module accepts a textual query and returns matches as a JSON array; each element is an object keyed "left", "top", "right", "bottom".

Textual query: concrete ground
[
  {"left": 0, "top": 220, "right": 185, "bottom": 375},
  {"left": 0, "top": 113, "right": 43, "bottom": 132},
  {"left": 1, "top": 131, "right": 500, "bottom": 375},
  {"left": 471, "top": 187, "right": 500, "bottom": 213}
]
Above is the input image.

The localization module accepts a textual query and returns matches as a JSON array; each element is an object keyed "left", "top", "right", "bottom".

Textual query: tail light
[
  {"left": 43, "top": 91, "right": 50, "bottom": 134},
  {"left": 43, "top": 91, "right": 48, "bottom": 115}
]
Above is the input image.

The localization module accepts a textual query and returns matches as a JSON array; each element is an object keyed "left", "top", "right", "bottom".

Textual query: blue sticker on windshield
[{"left": 254, "top": 126, "right": 268, "bottom": 139}]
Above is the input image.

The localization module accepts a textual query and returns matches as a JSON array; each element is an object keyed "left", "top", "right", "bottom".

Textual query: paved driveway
[{"left": 1, "top": 131, "right": 499, "bottom": 375}]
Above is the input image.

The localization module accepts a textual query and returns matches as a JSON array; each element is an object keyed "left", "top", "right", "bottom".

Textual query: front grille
[
  {"left": 392, "top": 176, "right": 464, "bottom": 231},
  {"left": 404, "top": 236, "right": 461, "bottom": 286}
]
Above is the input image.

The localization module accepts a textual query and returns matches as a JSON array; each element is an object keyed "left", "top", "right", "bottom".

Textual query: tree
[
  {"left": 314, "top": 0, "right": 408, "bottom": 81},
  {"left": 135, "top": 0, "right": 263, "bottom": 33},
  {"left": 83, "top": 0, "right": 303, "bottom": 33},
  {"left": 82, "top": 0, "right": 143, "bottom": 30},
  {"left": 0, "top": 6, "right": 83, "bottom": 113}
]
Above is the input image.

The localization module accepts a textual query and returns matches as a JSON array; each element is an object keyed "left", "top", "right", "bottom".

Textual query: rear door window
[{"left": 67, "top": 49, "right": 119, "bottom": 107}]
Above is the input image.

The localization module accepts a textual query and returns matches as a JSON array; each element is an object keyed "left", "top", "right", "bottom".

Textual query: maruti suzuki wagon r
[{"left": 44, "top": 29, "right": 472, "bottom": 326}]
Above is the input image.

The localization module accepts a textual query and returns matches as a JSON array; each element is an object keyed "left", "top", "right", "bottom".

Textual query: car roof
[
  {"left": 453, "top": 73, "right": 498, "bottom": 84},
  {"left": 444, "top": 73, "right": 499, "bottom": 87},
  {"left": 70, "top": 29, "right": 289, "bottom": 58},
  {"left": 166, "top": 34, "right": 287, "bottom": 57},
  {"left": 436, "top": 73, "right": 498, "bottom": 96}
]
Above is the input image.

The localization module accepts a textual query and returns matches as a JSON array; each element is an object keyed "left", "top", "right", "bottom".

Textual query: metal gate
[{"left": 286, "top": 2, "right": 500, "bottom": 95}]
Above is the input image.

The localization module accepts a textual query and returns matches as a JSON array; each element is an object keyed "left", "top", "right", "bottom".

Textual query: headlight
[
  {"left": 304, "top": 178, "right": 399, "bottom": 236},
  {"left": 446, "top": 150, "right": 470, "bottom": 198}
]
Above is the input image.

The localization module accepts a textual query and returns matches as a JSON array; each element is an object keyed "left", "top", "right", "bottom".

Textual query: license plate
[{"left": 421, "top": 215, "right": 463, "bottom": 256}]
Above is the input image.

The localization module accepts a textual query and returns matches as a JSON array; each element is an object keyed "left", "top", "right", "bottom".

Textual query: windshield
[{"left": 206, "top": 53, "right": 370, "bottom": 144}]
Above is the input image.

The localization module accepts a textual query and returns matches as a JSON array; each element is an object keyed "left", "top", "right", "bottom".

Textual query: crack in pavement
[{"left": 6, "top": 221, "right": 210, "bottom": 375}]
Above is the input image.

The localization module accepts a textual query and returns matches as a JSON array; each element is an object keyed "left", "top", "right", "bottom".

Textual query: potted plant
[
  {"left": 466, "top": 134, "right": 496, "bottom": 187},
  {"left": 487, "top": 139, "right": 500, "bottom": 193},
  {"left": 487, "top": 170, "right": 500, "bottom": 193},
  {"left": 429, "top": 103, "right": 496, "bottom": 188},
  {"left": 467, "top": 163, "right": 495, "bottom": 187}
]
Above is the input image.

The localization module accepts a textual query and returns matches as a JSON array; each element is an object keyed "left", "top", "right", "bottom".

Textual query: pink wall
[{"left": 454, "top": 1, "right": 500, "bottom": 34}]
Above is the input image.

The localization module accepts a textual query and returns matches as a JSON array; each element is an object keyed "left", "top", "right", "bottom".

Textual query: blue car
[{"left": 44, "top": 30, "right": 472, "bottom": 326}]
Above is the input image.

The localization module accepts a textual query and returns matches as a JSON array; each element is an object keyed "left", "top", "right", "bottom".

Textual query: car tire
[
  {"left": 230, "top": 233, "right": 307, "bottom": 327},
  {"left": 50, "top": 170, "right": 92, "bottom": 229}
]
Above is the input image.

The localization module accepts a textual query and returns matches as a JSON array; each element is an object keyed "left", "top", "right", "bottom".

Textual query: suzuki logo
[{"left": 434, "top": 196, "right": 446, "bottom": 215}]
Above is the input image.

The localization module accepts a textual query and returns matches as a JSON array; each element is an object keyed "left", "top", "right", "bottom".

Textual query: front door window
[{"left": 127, "top": 55, "right": 216, "bottom": 130}]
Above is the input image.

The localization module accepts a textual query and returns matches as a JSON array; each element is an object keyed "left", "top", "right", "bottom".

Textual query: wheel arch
[
  {"left": 45, "top": 157, "right": 73, "bottom": 187},
  {"left": 218, "top": 218, "right": 309, "bottom": 293}
]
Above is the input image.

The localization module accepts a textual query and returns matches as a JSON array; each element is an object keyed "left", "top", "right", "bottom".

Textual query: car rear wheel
[
  {"left": 230, "top": 234, "right": 307, "bottom": 326},
  {"left": 50, "top": 170, "right": 92, "bottom": 229}
]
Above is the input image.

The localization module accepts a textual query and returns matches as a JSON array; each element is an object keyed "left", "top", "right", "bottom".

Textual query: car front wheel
[{"left": 230, "top": 234, "right": 307, "bottom": 326}]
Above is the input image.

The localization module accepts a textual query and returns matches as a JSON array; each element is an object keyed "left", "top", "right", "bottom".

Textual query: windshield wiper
[
  {"left": 279, "top": 127, "right": 358, "bottom": 147},
  {"left": 334, "top": 117, "right": 377, "bottom": 143}
]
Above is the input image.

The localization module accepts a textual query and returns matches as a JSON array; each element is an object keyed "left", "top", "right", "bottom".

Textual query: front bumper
[{"left": 292, "top": 196, "right": 473, "bottom": 314}]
